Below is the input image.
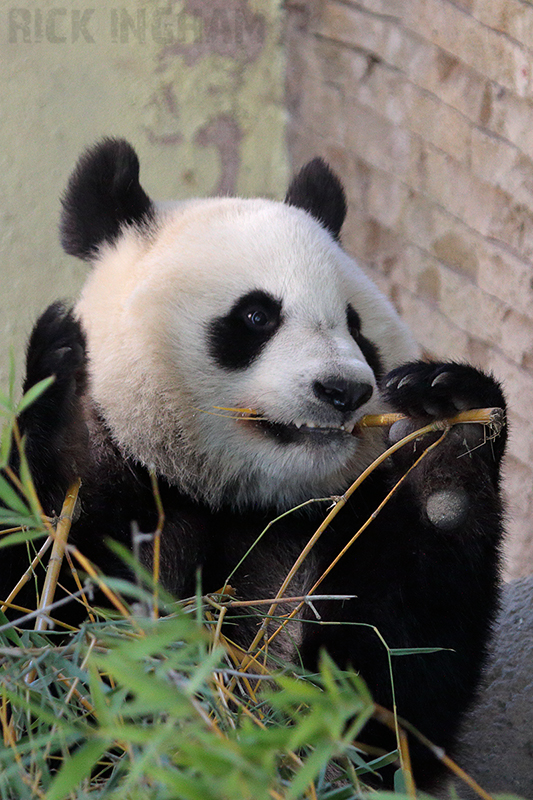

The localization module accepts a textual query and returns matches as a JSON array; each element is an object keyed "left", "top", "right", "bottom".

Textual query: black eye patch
[
  {"left": 207, "top": 290, "right": 283, "bottom": 371},
  {"left": 346, "top": 304, "right": 384, "bottom": 381},
  {"left": 346, "top": 305, "right": 362, "bottom": 340}
]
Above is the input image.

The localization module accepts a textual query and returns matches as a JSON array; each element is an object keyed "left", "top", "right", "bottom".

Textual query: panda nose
[{"left": 313, "top": 377, "right": 373, "bottom": 413}]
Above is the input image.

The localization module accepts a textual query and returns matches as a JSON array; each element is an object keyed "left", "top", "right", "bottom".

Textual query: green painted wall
[{"left": 1, "top": 0, "right": 288, "bottom": 385}]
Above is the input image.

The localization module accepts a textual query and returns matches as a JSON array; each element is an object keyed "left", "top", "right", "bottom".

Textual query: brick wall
[{"left": 285, "top": 0, "right": 533, "bottom": 578}]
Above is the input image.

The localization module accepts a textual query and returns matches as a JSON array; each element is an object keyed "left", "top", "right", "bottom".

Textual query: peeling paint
[
  {"left": 1, "top": 0, "right": 288, "bottom": 384},
  {"left": 195, "top": 114, "right": 243, "bottom": 195}
]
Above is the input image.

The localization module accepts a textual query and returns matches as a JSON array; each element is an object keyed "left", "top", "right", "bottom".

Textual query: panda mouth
[
  {"left": 213, "top": 406, "right": 359, "bottom": 443},
  {"left": 252, "top": 417, "right": 358, "bottom": 444}
]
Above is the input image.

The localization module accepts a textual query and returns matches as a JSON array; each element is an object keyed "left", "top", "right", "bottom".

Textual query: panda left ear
[
  {"left": 284, "top": 158, "right": 347, "bottom": 240},
  {"left": 60, "top": 138, "right": 155, "bottom": 261}
]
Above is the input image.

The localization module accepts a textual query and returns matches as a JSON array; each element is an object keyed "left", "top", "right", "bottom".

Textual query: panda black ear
[
  {"left": 284, "top": 158, "right": 347, "bottom": 240},
  {"left": 60, "top": 138, "right": 155, "bottom": 260}
]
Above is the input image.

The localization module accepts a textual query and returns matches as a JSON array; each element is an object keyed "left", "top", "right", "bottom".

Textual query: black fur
[
  {"left": 207, "top": 290, "right": 283, "bottom": 371},
  {"left": 347, "top": 304, "right": 384, "bottom": 380},
  {"left": 304, "top": 361, "right": 507, "bottom": 786},
  {"left": 18, "top": 302, "right": 88, "bottom": 510},
  {"left": 2, "top": 302, "right": 507, "bottom": 791},
  {"left": 383, "top": 361, "right": 505, "bottom": 440},
  {"left": 285, "top": 158, "right": 347, "bottom": 240},
  {"left": 60, "top": 138, "right": 154, "bottom": 260}
]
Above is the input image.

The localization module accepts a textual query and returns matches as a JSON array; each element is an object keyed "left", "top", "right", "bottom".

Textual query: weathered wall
[
  {"left": 1, "top": 0, "right": 287, "bottom": 385},
  {"left": 285, "top": 0, "right": 533, "bottom": 578},
  {"left": 5, "top": 0, "right": 533, "bottom": 576}
]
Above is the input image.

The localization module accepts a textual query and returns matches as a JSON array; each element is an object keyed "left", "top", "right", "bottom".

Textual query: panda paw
[
  {"left": 21, "top": 302, "right": 86, "bottom": 431},
  {"left": 381, "top": 361, "right": 506, "bottom": 461},
  {"left": 382, "top": 361, "right": 505, "bottom": 419}
]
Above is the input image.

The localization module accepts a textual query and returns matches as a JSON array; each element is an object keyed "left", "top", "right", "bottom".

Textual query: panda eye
[
  {"left": 346, "top": 305, "right": 361, "bottom": 340},
  {"left": 245, "top": 307, "right": 273, "bottom": 330},
  {"left": 207, "top": 290, "right": 283, "bottom": 371}
]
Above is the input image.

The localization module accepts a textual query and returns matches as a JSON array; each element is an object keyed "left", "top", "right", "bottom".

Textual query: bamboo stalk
[
  {"left": 357, "top": 407, "right": 503, "bottom": 430},
  {"left": 24, "top": 480, "right": 81, "bottom": 684},
  {"left": 242, "top": 404, "right": 504, "bottom": 671},
  {"left": 68, "top": 545, "right": 134, "bottom": 623},
  {"left": 0, "top": 537, "right": 52, "bottom": 613},
  {"left": 149, "top": 469, "right": 165, "bottom": 620},
  {"left": 245, "top": 422, "right": 450, "bottom": 660},
  {"left": 212, "top": 405, "right": 504, "bottom": 433},
  {"left": 398, "top": 728, "right": 416, "bottom": 799},
  {"left": 238, "top": 430, "right": 448, "bottom": 677},
  {"left": 34, "top": 479, "right": 81, "bottom": 634}
]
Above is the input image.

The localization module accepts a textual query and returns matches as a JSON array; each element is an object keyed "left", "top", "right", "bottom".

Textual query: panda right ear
[
  {"left": 60, "top": 138, "right": 155, "bottom": 260},
  {"left": 285, "top": 158, "right": 347, "bottom": 241}
]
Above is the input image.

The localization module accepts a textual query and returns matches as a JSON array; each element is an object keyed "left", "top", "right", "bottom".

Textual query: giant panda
[{"left": 4, "top": 139, "right": 506, "bottom": 790}]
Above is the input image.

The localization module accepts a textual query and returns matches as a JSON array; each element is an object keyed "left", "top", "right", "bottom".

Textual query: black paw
[
  {"left": 381, "top": 361, "right": 507, "bottom": 468},
  {"left": 20, "top": 302, "right": 86, "bottom": 433},
  {"left": 382, "top": 361, "right": 505, "bottom": 421}
]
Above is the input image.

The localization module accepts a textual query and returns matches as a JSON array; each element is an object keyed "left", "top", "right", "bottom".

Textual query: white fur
[{"left": 76, "top": 197, "right": 419, "bottom": 509}]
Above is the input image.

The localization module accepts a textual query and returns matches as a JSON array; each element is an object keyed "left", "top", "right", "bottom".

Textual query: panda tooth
[{"left": 307, "top": 422, "right": 316, "bottom": 429}]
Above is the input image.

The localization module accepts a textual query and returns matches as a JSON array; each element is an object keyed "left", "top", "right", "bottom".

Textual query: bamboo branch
[
  {"left": 149, "top": 469, "right": 165, "bottom": 620},
  {"left": 356, "top": 407, "right": 504, "bottom": 431},
  {"left": 0, "top": 537, "right": 52, "bottom": 613},
  {"left": 242, "top": 405, "right": 504, "bottom": 671},
  {"left": 68, "top": 545, "right": 134, "bottom": 623},
  {"left": 245, "top": 423, "right": 451, "bottom": 660},
  {"left": 34, "top": 479, "right": 81, "bottom": 633},
  {"left": 212, "top": 405, "right": 504, "bottom": 434}
]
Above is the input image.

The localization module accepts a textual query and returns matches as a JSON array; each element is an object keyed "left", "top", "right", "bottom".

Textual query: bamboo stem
[
  {"left": 212, "top": 405, "right": 504, "bottom": 433},
  {"left": 68, "top": 546, "right": 134, "bottom": 623},
  {"left": 149, "top": 469, "right": 165, "bottom": 620},
  {"left": 0, "top": 537, "right": 52, "bottom": 613},
  {"left": 240, "top": 429, "right": 448, "bottom": 677},
  {"left": 24, "top": 480, "right": 80, "bottom": 684},
  {"left": 242, "top": 405, "right": 504, "bottom": 670},
  {"left": 245, "top": 421, "right": 450, "bottom": 658},
  {"left": 356, "top": 407, "right": 503, "bottom": 430},
  {"left": 34, "top": 479, "right": 81, "bottom": 633}
]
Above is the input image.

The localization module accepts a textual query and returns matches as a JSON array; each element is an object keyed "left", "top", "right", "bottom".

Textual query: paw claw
[
  {"left": 430, "top": 371, "right": 452, "bottom": 388},
  {"left": 382, "top": 361, "right": 506, "bottom": 466},
  {"left": 397, "top": 374, "right": 417, "bottom": 390}
]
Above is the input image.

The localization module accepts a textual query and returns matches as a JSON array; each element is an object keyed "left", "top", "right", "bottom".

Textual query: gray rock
[{"left": 445, "top": 575, "right": 533, "bottom": 798}]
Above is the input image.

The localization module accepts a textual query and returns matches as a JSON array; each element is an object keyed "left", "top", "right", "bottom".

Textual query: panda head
[{"left": 61, "top": 139, "right": 418, "bottom": 510}]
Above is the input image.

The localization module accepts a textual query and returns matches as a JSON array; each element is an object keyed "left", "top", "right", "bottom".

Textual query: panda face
[
  {"left": 63, "top": 140, "right": 418, "bottom": 510},
  {"left": 204, "top": 284, "right": 376, "bottom": 450},
  {"left": 76, "top": 198, "right": 416, "bottom": 509}
]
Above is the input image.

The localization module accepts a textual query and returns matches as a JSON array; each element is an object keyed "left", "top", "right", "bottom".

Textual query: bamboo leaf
[
  {"left": 389, "top": 646, "right": 448, "bottom": 656},
  {"left": 0, "top": 609, "right": 23, "bottom": 646},
  {"left": 0, "top": 473, "right": 29, "bottom": 516},
  {"left": 46, "top": 738, "right": 110, "bottom": 800},
  {"left": 0, "top": 525, "right": 46, "bottom": 547},
  {"left": 16, "top": 376, "right": 55, "bottom": 414}
]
